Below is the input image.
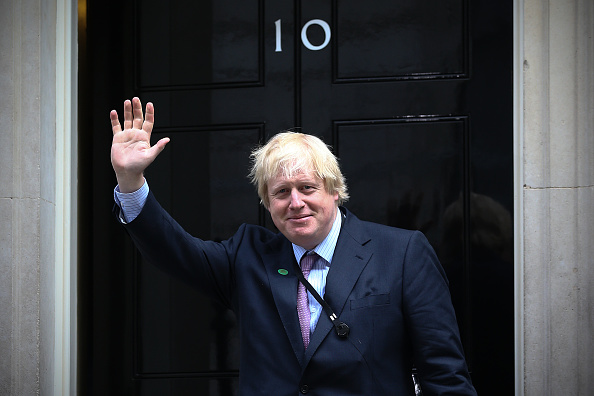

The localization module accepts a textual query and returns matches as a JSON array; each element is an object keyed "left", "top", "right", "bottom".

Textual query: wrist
[{"left": 116, "top": 173, "right": 145, "bottom": 193}]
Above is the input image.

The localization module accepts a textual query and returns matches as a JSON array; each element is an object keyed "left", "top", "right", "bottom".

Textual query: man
[{"left": 111, "top": 97, "right": 477, "bottom": 395}]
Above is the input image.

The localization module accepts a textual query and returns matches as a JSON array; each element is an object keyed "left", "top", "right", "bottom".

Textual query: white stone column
[
  {"left": 521, "top": 0, "right": 594, "bottom": 394},
  {"left": 1, "top": 1, "right": 44, "bottom": 394},
  {"left": 0, "top": 0, "right": 76, "bottom": 395}
]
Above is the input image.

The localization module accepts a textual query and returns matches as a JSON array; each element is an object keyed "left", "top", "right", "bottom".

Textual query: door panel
[
  {"left": 137, "top": 0, "right": 262, "bottom": 88},
  {"left": 336, "top": 118, "right": 466, "bottom": 245},
  {"left": 82, "top": 0, "right": 513, "bottom": 394},
  {"left": 334, "top": 0, "right": 467, "bottom": 81}
]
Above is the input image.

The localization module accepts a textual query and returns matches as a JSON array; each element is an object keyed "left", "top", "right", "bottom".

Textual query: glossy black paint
[{"left": 80, "top": 0, "right": 513, "bottom": 394}]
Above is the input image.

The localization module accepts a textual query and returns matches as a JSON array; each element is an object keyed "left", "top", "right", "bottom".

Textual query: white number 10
[{"left": 275, "top": 19, "right": 332, "bottom": 52}]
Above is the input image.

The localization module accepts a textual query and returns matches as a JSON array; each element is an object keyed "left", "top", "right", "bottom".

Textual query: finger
[
  {"left": 143, "top": 102, "right": 155, "bottom": 134},
  {"left": 123, "top": 99, "right": 133, "bottom": 130},
  {"left": 132, "top": 97, "right": 144, "bottom": 130},
  {"left": 110, "top": 110, "right": 122, "bottom": 134}
]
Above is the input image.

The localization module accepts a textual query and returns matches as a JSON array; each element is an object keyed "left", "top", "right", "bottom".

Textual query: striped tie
[{"left": 297, "top": 253, "right": 316, "bottom": 348}]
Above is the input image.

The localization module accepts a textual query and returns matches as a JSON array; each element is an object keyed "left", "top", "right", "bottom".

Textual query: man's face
[{"left": 267, "top": 169, "right": 339, "bottom": 250}]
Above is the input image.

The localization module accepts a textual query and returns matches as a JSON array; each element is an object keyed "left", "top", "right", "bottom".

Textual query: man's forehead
[{"left": 269, "top": 168, "right": 321, "bottom": 184}]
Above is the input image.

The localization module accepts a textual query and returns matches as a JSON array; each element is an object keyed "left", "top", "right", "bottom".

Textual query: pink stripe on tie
[{"left": 297, "top": 253, "right": 316, "bottom": 348}]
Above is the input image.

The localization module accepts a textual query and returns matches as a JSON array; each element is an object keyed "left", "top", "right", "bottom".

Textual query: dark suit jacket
[{"left": 121, "top": 192, "right": 477, "bottom": 396}]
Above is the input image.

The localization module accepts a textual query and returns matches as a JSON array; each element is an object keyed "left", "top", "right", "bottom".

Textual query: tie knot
[{"left": 300, "top": 253, "right": 317, "bottom": 277}]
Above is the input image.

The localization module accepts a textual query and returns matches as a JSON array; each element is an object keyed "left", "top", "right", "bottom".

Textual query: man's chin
[{"left": 285, "top": 230, "right": 320, "bottom": 249}]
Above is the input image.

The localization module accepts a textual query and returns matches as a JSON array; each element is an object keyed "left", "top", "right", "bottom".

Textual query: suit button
[{"left": 300, "top": 384, "right": 309, "bottom": 394}]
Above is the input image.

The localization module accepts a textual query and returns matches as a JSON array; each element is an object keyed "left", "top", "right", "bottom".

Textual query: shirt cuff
[{"left": 114, "top": 179, "right": 149, "bottom": 223}]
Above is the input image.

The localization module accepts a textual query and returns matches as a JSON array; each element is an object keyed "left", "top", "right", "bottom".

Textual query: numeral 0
[{"left": 275, "top": 19, "right": 332, "bottom": 52}]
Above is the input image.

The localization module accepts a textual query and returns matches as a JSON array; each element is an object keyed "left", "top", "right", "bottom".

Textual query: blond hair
[{"left": 249, "top": 132, "right": 349, "bottom": 208}]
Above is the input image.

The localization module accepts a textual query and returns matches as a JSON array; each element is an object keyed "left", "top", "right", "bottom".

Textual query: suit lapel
[
  {"left": 324, "top": 228, "right": 372, "bottom": 318},
  {"left": 263, "top": 235, "right": 306, "bottom": 364},
  {"left": 303, "top": 209, "right": 373, "bottom": 367}
]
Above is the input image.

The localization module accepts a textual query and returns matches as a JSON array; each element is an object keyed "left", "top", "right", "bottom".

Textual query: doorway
[{"left": 79, "top": 0, "right": 514, "bottom": 394}]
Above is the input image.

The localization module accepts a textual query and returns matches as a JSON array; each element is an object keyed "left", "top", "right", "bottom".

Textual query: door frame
[
  {"left": 55, "top": 0, "right": 78, "bottom": 394},
  {"left": 512, "top": 0, "right": 524, "bottom": 395},
  {"left": 65, "top": 0, "right": 527, "bottom": 394}
]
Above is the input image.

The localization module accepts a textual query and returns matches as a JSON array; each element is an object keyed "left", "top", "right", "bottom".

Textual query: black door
[{"left": 80, "top": 0, "right": 513, "bottom": 394}]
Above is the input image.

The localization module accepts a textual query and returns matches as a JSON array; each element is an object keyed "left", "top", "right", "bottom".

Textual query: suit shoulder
[
  {"left": 353, "top": 215, "right": 422, "bottom": 242},
  {"left": 342, "top": 210, "right": 437, "bottom": 261},
  {"left": 237, "top": 223, "right": 278, "bottom": 241},
  {"left": 222, "top": 224, "right": 291, "bottom": 261},
  {"left": 231, "top": 223, "right": 286, "bottom": 248}
]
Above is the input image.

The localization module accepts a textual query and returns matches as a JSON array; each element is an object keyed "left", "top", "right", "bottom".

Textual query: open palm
[{"left": 110, "top": 97, "right": 169, "bottom": 192}]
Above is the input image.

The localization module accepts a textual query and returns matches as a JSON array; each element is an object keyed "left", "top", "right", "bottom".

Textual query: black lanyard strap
[{"left": 294, "top": 261, "right": 350, "bottom": 338}]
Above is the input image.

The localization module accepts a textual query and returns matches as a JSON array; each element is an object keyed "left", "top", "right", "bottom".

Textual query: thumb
[{"left": 147, "top": 137, "right": 170, "bottom": 160}]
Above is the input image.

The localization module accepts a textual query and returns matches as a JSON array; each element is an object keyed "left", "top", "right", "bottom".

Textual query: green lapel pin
[{"left": 278, "top": 268, "right": 289, "bottom": 276}]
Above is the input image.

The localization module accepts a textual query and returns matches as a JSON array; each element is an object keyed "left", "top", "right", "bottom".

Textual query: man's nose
[{"left": 289, "top": 189, "right": 304, "bottom": 208}]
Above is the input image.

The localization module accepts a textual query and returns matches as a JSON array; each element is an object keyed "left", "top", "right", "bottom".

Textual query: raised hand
[{"left": 110, "top": 97, "right": 169, "bottom": 193}]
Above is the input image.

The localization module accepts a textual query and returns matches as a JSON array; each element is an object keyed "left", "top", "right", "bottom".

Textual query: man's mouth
[{"left": 288, "top": 214, "right": 311, "bottom": 221}]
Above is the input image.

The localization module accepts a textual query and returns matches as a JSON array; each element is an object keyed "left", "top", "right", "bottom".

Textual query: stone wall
[
  {"left": 522, "top": 0, "right": 594, "bottom": 394},
  {"left": 0, "top": 0, "right": 57, "bottom": 394}
]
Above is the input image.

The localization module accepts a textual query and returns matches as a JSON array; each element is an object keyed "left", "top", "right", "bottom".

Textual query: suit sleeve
[
  {"left": 116, "top": 191, "right": 240, "bottom": 310},
  {"left": 402, "top": 231, "right": 477, "bottom": 396}
]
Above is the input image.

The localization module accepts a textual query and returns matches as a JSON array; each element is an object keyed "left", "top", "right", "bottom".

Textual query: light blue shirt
[
  {"left": 114, "top": 180, "right": 342, "bottom": 334},
  {"left": 113, "top": 180, "right": 149, "bottom": 224}
]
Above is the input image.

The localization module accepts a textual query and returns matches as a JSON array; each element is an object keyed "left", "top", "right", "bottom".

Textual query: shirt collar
[{"left": 293, "top": 208, "right": 342, "bottom": 266}]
